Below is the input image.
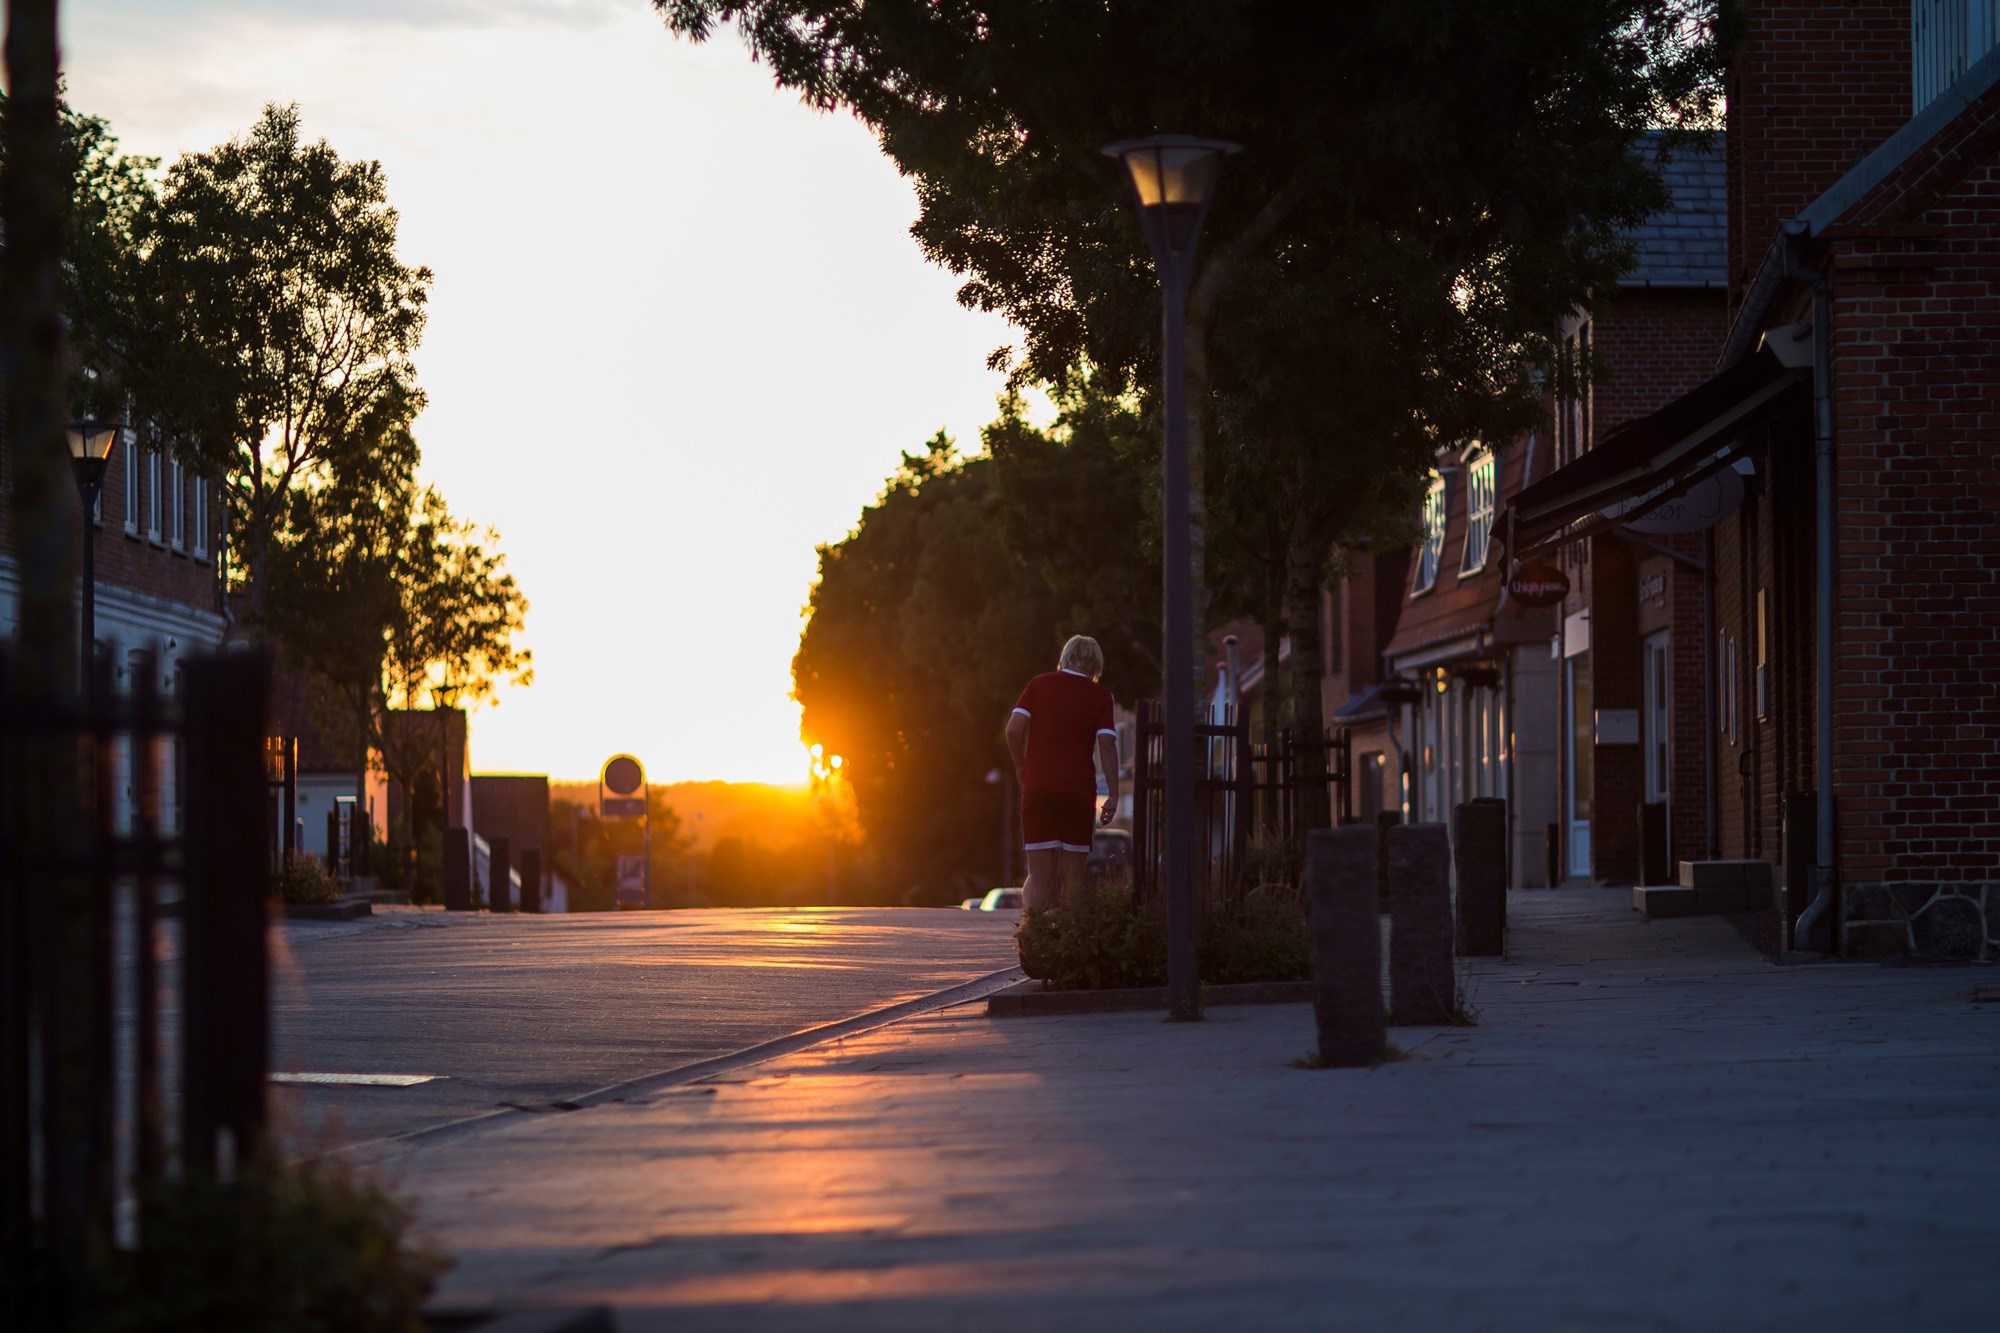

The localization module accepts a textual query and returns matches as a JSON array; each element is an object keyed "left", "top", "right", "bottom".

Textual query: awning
[{"left": 1509, "top": 347, "right": 1808, "bottom": 556}]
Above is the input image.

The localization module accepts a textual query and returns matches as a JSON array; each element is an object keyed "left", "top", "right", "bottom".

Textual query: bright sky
[{"left": 63, "top": 0, "right": 1030, "bottom": 784}]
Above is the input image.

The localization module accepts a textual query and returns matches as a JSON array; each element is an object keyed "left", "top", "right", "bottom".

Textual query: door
[
  {"left": 1642, "top": 631, "right": 1672, "bottom": 882},
  {"left": 1566, "top": 652, "right": 1593, "bottom": 879}
]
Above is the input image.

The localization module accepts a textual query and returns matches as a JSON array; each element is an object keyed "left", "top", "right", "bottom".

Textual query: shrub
[
  {"left": 1017, "top": 883, "right": 1311, "bottom": 990},
  {"left": 273, "top": 852, "right": 340, "bottom": 906},
  {"left": 90, "top": 1154, "right": 449, "bottom": 1332}
]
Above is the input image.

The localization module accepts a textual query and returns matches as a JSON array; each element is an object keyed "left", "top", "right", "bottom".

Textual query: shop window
[
  {"left": 1411, "top": 475, "right": 1446, "bottom": 596},
  {"left": 146, "top": 449, "right": 162, "bottom": 542},
  {"left": 1460, "top": 448, "right": 1496, "bottom": 574}
]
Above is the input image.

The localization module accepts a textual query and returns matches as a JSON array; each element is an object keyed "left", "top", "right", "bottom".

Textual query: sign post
[{"left": 600, "top": 754, "right": 650, "bottom": 908}]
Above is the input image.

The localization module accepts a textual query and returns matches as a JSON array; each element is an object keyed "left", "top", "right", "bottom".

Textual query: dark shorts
[{"left": 1022, "top": 790, "right": 1093, "bottom": 854}]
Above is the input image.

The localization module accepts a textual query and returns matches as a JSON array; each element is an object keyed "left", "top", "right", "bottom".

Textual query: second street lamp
[
  {"left": 66, "top": 420, "right": 123, "bottom": 693},
  {"left": 1102, "top": 135, "right": 1239, "bottom": 1021}
]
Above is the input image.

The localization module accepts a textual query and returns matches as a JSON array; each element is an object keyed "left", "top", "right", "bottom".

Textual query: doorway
[{"left": 1565, "top": 652, "right": 1593, "bottom": 880}]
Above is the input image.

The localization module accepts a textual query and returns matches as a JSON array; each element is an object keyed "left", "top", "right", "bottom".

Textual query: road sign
[
  {"left": 602, "top": 754, "right": 644, "bottom": 796},
  {"left": 600, "top": 797, "right": 646, "bottom": 819},
  {"left": 616, "top": 854, "right": 646, "bottom": 887}
]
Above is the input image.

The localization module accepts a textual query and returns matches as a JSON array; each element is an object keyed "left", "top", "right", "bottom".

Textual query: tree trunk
[
  {"left": 4, "top": 0, "right": 102, "bottom": 1270},
  {"left": 1285, "top": 528, "right": 1332, "bottom": 837}
]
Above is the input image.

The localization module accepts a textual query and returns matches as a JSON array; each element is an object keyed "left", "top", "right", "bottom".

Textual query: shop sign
[
  {"left": 1508, "top": 560, "right": 1570, "bottom": 607},
  {"left": 1604, "top": 464, "right": 1745, "bottom": 535}
]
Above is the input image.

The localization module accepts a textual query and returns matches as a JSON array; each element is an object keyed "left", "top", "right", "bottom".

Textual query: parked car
[
  {"left": 1087, "top": 828, "right": 1133, "bottom": 886},
  {"left": 979, "top": 887, "right": 1024, "bottom": 912},
  {"left": 959, "top": 896, "right": 985, "bottom": 910}
]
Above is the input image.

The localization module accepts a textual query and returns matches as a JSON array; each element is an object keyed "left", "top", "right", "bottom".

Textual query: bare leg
[
  {"left": 1056, "top": 850, "right": 1090, "bottom": 904},
  {"left": 1025, "top": 848, "right": 1063, "bottom": 912}
]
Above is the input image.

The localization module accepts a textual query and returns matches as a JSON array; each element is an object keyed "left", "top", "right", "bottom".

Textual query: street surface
[
  {"left": 381, "top": 892, "right": 2000, "bottom": 1331},
  {"left": 272, "top": 907, "right": 1019, "bottom": 1150}
]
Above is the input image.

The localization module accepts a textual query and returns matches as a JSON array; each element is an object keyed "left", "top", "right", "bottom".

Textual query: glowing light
[{"left": 829, "top": 755, "right": 843, "bottom": 770}]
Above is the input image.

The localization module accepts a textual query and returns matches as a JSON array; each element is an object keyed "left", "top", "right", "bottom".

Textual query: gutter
[{"left": 1789, "top": 246, "right": 1839, "bottom": 955}]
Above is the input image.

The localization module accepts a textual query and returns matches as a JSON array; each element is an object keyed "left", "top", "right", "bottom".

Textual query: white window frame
[
  {"left": 192, "top": 475, "right": 209, "bottom": 562},
  {"left": 1411, "top": 474, "right": 1447, "bottom": 596},
  {"left": 123, "top": 433, "right": 139, "bottom": 535},
  {"left": 169, "top": 458, "right": 186, "bottom": 550},
  {"left": 1459, "top": 447, "right": 1497, "bottom": 575},
  {"left": 146, "top": 448, "right": 163, "bottom": 543}
]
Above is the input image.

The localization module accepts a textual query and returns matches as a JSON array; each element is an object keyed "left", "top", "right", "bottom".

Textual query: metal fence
[
  {"left": 2, "top": 647, "right": 271, "bottom": 1302},
  {"left": 1131, "top": 701, "right": 1349, "bottom": 911}
]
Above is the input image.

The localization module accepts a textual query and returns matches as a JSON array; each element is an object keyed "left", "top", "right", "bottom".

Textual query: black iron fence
[
  {"left": 2, "top": 647, "right": 271, "bottom": 1305},
  {"left": 1131, "top": 700, "right": 1350, "bottom": 911}
]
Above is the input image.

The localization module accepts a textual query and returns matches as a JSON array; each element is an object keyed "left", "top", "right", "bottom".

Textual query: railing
[
  {"left": 3, "top": 647, "right": 271, "bottom": 1306},
  {"left": 1131, "top": 701, "right": 1349, "bottom": 911},
  {"left": 1914, "top": 0, "right": 2000, "bottom": 114}
]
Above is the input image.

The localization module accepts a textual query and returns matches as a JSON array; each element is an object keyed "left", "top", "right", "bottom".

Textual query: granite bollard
[
  {"left": 1388, "top": 823, "right": 1455, "bottom": 1024},
  {"left": 1307, "top": 825, "right": 1385, "bottom": 1066},
  {"left": 1455, "top": 798, "right": 1507, "bottom": 957}
]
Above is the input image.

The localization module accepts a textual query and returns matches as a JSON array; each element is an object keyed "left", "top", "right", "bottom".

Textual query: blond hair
[{"left": 1058, "top": 634, "right": 1104, "bottom": 681}]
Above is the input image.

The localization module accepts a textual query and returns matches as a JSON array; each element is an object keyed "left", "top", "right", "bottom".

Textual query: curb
[
  {"left": 988, "top": 977, "right": 1313, "bottom": 1017},
  {"left": 283, "top": 896, "right": 374, "bottom": 921},
  {"left": 334, "top": 965, "right": 1026, "bottom": 1159},
  {"left": 427, "top": 1305, "right": 617, "bottom": 1333}
]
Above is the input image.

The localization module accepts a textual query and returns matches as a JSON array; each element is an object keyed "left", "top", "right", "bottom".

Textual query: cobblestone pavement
[{"left": 384, "top": 891, "right": 2000, "bottom": 1331}]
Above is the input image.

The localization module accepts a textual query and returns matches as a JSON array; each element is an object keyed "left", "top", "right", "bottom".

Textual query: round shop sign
[
  {"left": 602, "top": 754, "right": 645, "bottom": 796},
  {"left": 1507, "top": 561, "right": 1571, "bottom": 608}
]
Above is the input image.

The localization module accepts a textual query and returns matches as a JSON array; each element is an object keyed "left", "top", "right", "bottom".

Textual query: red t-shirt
[{"left": 1013, "top": 669, "right": 1116, "bottom": 797}]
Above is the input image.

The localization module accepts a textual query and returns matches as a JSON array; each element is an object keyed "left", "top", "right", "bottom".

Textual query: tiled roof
[{"left": 1622, "top": 131, "right": 1726, "bottom": 289}]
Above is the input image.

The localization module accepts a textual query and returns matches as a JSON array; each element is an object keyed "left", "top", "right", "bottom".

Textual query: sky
[{"left": 62, "top": 0, "right": 1034, "bottom": 784}]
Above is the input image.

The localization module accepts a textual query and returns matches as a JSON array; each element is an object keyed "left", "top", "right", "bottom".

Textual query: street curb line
[
  {"left": 987, "top": 978, "right": 1314, "bottom": 1017},
  {"left": 330, "top": 965, "right": 1026, "bottom": 1161}
]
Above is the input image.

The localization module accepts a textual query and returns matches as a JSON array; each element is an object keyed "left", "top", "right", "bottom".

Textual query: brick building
[
  {"left": 1509, "top": 3, "right": 2000, "bottom": 959},
  {"left": 1, "top": 430, "right": 224, "bottom": 831}
]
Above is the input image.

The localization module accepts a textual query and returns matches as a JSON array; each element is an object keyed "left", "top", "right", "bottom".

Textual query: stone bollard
[
  {"left": 490, "top": 837, "right": 514, "bottom": 913},
  {"left": 1307, "top": 825, "right": 1385, "bottom": 1067},
  {"left": 441, "top": 826, "right": 474, "bottom": 911},
  {"left": 1375, "top": 810, "right": 1403, "bottom": 909},
  {"left": 1388, "top": 823, "right": 1456, "bottom": 1024},
  {"left": 1455, "top": 799, "right": 1507, "bottom": 956},
  {"left": 519, "top": 848, "right": 543, "bottom": 914}
]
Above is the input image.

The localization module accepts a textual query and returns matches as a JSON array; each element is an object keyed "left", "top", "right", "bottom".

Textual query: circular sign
[
  {"left": 1507, "top": 561, "right": 1571, "bottom": 608},
  {"left": 602, "top": 754, "right": 645, "bottom": 796}
]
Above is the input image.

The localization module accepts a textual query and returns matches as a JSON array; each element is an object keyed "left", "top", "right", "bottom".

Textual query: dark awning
[{"left": 1509, "top": 347, "right": 1807, "bottom": 555}]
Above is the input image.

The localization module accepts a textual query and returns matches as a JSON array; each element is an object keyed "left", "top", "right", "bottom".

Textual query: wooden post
[
  {"left": 490, "top": 837, "right": 514, "bottom": 913},
  {"left": 1388, "top": 823, "right": 1456, "bottom": 1024},
  {"left": 441, "top": 826, "right": 474, "bottom": 911},
  {"left": 1306, "top": 825, "right": 1385, "bottom": 1066}
]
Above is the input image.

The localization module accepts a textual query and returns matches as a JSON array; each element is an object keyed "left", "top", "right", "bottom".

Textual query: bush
[
  {"left": 273, "top": 852, "right": 340, "bottom": 906},
  {"left": 90, "top": 1155, "right": 449, "bottom": 1332},
  {"left": 1017, "top": 883, "right": 1311, "bottom": 990}
]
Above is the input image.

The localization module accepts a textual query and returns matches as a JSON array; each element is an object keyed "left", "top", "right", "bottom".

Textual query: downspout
[
  {"left": 1704, "top": 528, "right": 1719, "bottom": 858},
  {"left": 1791, "top": 254, "right": 1837, "bottom": 954}
]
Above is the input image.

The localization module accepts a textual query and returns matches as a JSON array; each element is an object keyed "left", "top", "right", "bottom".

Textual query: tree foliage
[{"left": 132, "top": 103, "right": 432, "bottom": 620}]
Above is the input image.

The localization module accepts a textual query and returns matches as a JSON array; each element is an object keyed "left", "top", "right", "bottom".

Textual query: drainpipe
[{"left": 1791, "top": 259, "right": 1837, "bottom": 954}]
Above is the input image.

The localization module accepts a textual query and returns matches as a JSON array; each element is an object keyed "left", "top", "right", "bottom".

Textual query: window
[
  {"left": 1411, "top": 475, "right": 1446, "bottom": 595},
  {"left": 1460, "top": 448, "right": 1496, "bottom": 574},
  {"left": 123, "top": 433, "right": 139, "bottom": 534},
  {"left": 192, "top": 476, "right": 209, "bottom": 561},
  {"left": 169, "top": 459, "right": 186, "bottom": 550},
  {"left": 1913, "top": 1, "right": 2000, "bottom": 114},
  {"left": 146, "top": 449, "right": 162, "bottom": 542}
]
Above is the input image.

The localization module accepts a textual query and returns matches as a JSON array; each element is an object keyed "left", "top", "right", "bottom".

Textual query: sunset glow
[{"left": 64, "top": 1, "right": 1023, "bottom": 784}]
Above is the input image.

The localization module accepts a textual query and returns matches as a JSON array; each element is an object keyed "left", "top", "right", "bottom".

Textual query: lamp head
[
  {"left": 66, "top": 419, "right": 122, "bottom": 463},
  {"left": 1101, "top": 135, "right": 1240, "bottom": 264}
]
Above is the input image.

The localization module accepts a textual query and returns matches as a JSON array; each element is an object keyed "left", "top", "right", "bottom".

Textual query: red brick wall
[
  {"left": 1726, "top": 1, "right": 1911, "bottom": 307},
  {"left": 1825, "top": 155, "right": 2000, "bottom": 888},
  {"left": 0, "top": 441, "right": 221, "bottom": 614}
]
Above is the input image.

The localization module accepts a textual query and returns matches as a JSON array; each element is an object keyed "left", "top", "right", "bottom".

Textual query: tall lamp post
[
  {"left": 66, "top": 420, "right": 123, "bottom": 690},
  {"left": 1102, "top": 135, "right": 1239, "bottom": 1021}
]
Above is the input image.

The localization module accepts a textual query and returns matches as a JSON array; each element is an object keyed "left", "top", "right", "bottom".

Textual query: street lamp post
[
  {"left": 66, "top": 421, "right": 123, "bottom": 692},
  {"left": 1102, "top": 135, "right": 1239, "bottom": 1021}
]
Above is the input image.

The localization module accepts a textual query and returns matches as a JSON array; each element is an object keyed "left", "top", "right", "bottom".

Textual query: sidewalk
[{"left": 383, "top": 891, "right": 2000, "bottom": 1331}]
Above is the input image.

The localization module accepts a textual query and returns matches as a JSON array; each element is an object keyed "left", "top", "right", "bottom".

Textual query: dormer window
[
  {"left": 1412, "top": 474, "right": 1446, "bottom": 596},
  {"left": 1460, "top": 447, "right": 1496, "bottom": 575}
]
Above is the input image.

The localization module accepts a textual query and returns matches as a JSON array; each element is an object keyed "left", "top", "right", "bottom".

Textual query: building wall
[
  {"left": 472, "top": 774, "right": 554, "bottom": 897},
  {"left": 1509, "top": 642, "right": 1561, "bottom": 888},
  {"left": 1726, "top": 1, "right": 1912, "bottom": 307},
  {"left": 1824, "top": 148, "right": 2000, "bottom": 952}
]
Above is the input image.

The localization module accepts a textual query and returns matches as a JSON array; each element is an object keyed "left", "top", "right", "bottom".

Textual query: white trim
[
  {"left": 191, "top": 477, "right": 209, "bottom": 561},
  {"left": 122, "top": 436, "right": 139, "bottom": 535},
  {"left": 1011, "top": 707, "right": 1032, "bottom": 719},
  {"left": 1024, "top": 839, "right": 1091, "bottom": 854},
  {"left": 1411, "top": 474, "right": 1446, "bottom": 595},
  {"left": 145, "top": 449, "right": 162, "bottom": 544},
  {"left": 169, "top": 459, "right": 186, "bottom": 550},
  {"left": 1058, "top": 667, "right": 1090, "bottom": 677},
  {"left": 1460, "top": 448, "right": 1497, "bottom": 575},
  {"left": 1095, "top": 728, "right": 1119, "bottom": 739}
]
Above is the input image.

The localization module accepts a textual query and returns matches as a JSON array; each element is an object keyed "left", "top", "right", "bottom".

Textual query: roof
[{"left": 1622, "top": 132, "right": 1727, "bottom": 290}]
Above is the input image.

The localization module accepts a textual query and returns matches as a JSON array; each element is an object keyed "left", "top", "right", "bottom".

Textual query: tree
[
  {"left": 663, "top": 0, "right": 1728, "bottom": 836},
  {"left": 132, "top": 103, "right": 432, "bottom": 624}
]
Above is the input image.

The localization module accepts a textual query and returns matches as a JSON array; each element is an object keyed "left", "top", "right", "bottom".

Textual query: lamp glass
[
  {"left": 66, "top": 422, "right": 120, "bottom": 463},
  {"left": 1104, "top": 135, "right": 1238, "bottom": 212}
]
